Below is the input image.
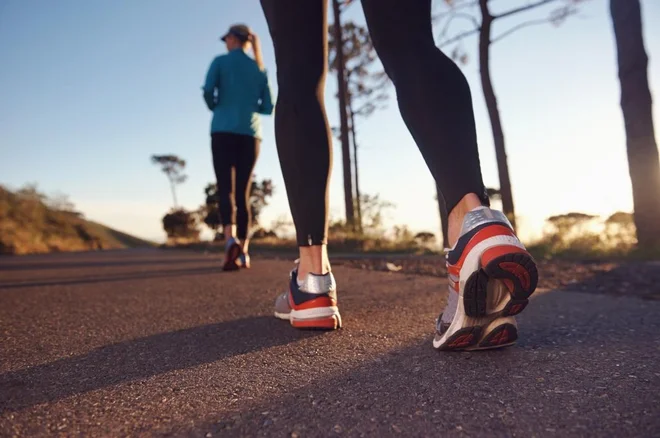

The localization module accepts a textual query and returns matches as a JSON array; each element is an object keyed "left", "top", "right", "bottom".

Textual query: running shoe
[
  {"left": 274, "top": 264, "right": 342, "bottom": 330},
  {"left": 223, "top": 238, "right": 242, "bottom": 272},
  {"left": 433, "top": 207, "right": 538, "bottom": 351}
]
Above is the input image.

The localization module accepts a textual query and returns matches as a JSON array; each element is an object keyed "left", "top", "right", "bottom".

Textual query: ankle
[
  {"left": 447, "top": 193, "right": 485, "bottom": 247},
  {"left": 223, "top": 224, "right": 236, "bottom": 241},
  {"left": 297, "top": 245, "right": 331, "bottom": 280}
]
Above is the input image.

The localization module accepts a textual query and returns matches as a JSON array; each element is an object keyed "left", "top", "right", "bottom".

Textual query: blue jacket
[{"left": 203, "top": 49, "right": 273, "bottom": 139}]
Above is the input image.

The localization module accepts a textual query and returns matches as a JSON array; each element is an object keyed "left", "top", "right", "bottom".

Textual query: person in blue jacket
[{"left": 203, "top": 24, "right": 273, "bottom": 271}]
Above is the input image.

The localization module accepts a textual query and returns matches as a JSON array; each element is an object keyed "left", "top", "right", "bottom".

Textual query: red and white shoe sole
[
  {"left": 435, "top": 242, "right": 538, "bottom": 351},
  {"left": 437, "top": 317, "right": 518, "bottom": 351},
  {"left": 275, "top": 306, "right": 342, "bottom": 330},
  {"left": 463, "top": 249, "right": 538, "bottom": 318}
]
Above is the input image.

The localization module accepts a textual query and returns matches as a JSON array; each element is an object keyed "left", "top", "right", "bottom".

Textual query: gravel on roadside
[{"left": 329, "top": 256, "right": 660, "bottom": 300}]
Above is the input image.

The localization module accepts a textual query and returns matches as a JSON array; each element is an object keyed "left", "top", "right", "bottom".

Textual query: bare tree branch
[
  {"left": 492, "top": 7, "right": 578, "bottom": 43},
  {"left": 438, "top": 12, "right": 481, "bottom": 40},
  {"left": 339, "top": 0, "right": 354, "bottom": 12},
  {"left": 433, "top": 0, "right": 479, "bottom": 22},
  {"left": 439, "top": 27, "right": 480, "bottom": 48},
  {"left": 492, "top": 17, "right": 552, "bottom": 43},
  {"left": 493, "top": 0, "right": 562, "bottom": 20},
  {"left": 437, "top": 0, "right": 580, "bottom": 47}
]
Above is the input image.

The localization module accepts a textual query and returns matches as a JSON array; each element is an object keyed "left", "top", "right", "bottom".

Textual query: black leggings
[
  {"left": 211, "top": 132, "right": 260, "bottom": 240},
  {"left": 261, "top": 0, "right": 489, "bottom": 246}
]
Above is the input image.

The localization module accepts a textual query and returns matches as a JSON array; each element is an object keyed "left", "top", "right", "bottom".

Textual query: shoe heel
[
  {"left": 437, "top": 326, "right": 482, "bottom": 351},
  {"left": 291, "top": 314, "right": 342, "bottom": 330},
  {"left": 463, "top": 248, "right": 538, "bottom": 318},
  {"left": 469, "top": 318, "right": 518, "bottom": 350},
  {"left": 223, "top": 242, "right": 242, "bottom": 271},
  {"left": 501, "top": 299, "right": 529, "bottom": 316},
  {"left": 482, "top": 249, "right": 538, "bottom": 301}
]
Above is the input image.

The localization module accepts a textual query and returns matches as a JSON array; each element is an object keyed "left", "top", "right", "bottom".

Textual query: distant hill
[{"left": 0, "top": 185, "right": 155, "bottom": 255}]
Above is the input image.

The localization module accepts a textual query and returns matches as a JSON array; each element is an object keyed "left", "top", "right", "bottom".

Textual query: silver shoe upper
[
  {"left": 458, "top": 207, "right": 512, "bottom": 237},
  {"left": 291, "top": 269, "right": 336, "bottom": 294}
]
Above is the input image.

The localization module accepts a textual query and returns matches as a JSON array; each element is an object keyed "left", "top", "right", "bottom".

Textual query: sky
[{"left": 1, "top": 0, "right": 659, "bottom": 243}]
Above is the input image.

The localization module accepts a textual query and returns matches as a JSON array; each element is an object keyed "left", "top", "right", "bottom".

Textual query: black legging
[
  {"left": 211, "top": 132, "right": 260, "bottom": 240},
  {"left": 261, "top": 0, "right": 489, "bottom": 246}
]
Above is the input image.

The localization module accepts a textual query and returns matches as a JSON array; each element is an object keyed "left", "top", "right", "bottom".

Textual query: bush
[
  {"left": 414, "top": 231, "right": 437, "bottom": 246},
  {"left": 162, "top": 209, "right": 200, "bottom": 241},
  {"left": 529, "top": 211, "right": 639, "bottom": 258},
  {"left": 251, "top": 228, "right": 278, "bottom": 239}
]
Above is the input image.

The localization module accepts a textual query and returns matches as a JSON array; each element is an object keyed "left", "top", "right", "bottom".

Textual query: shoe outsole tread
[{"left": 463, "top": 252, "right": 538, "bottom": 318}]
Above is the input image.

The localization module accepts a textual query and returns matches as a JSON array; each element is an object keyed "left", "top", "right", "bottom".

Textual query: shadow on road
[
  {"left": 175, "top": 291, "right": 660, "bottom": 437},
  {"left": 0, "top": 316, "right": 325, "bottom": 413}
]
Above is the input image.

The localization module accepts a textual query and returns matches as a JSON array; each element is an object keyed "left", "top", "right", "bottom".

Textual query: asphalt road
[{"left": 1, "top": 249, "right": 658, "bottom": 437}]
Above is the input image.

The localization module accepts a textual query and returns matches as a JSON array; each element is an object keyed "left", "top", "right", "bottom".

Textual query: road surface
[{"left": 1, "top": 249, "right": 658, "bottom": 437}]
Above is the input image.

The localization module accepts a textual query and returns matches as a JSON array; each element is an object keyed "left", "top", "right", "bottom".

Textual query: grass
[
  {"left": 526, "top": 234, "right": 660, "bottom": 261},
  {"left": 86, "top": 221, "right": 155, "bottom": 248},
  {"left": 164, "top": 234, "right": 439, "bottom": 257},
  {"left": 527, "top": 243, "right": 660, "bottom": 261},
  {"left": 167, "top": 229, "right": 660, "bottom": 263},
  {"left": 164, "top": 235, "right": 660, "bottom": 262},
  {"left": 0, "top": 185, "right": 155, "bottom": 255},
  {"left": 524, "top": 211, "right": 660, "bottom": 261}
]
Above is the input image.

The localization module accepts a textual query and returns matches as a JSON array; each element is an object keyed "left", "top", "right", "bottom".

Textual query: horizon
[{"left": 1, "top": 0, "right": 659, "bottom": 243}]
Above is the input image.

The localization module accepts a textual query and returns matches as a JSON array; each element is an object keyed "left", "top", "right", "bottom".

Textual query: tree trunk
[
  {"left": 169, "top": 179, "right": 178, "bottom": 208},
  {"left": 348, "top": 95, "right": 363, "bottom": 232},
  {"left": 478, "top": 0, "right": 516, "bottom": 230},
  {"left": 437, "top": 186, "right": 450, "bottom": 249},
  {"left": 331, "top": 0, "right": 355, "bottom": 229},
  {"left": 610, "top": 0, "right": 660, "bottom": 249}
]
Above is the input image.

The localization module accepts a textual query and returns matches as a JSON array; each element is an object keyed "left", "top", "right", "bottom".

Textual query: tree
[
  {"left": 151, "top": 155, "right": 187, "bottom": 208},
  {"left": 249, "top": 178, "right": 275, "bottom": 226},
  {"left": 201, "top": 183, "right": 222, "bottom": 234},
  {"left": 162, "top": 209, "right": 199, "bottom": 241},
  {"left": 331, "top": 0, "right": 355, "bottom": 229},
  {"left": 610, "top": 0, "right": 660, "bottom": 249},
  {"left": 269, "top": 215, "right": 295, "bottom": 239},
  {"left": 45, "top": 192, "right": 76, "bottom": 213},
  {"left": 437, "top": 0, "right": 584, "bottom": 229},
  {"left": 604, "top": 211, "right": 636, "bottom": 247},
  {"left": 414, "top": 231, "right": 437, "bottom": 246},
  {"left": 200, "top": 177, "right": 274, "bottom": 232},
  {"left": 360, "top": 193, "right": 394, "bottom": 233},
  {"left": 329, "top": 20, "right": 390, "bottom": 232}
]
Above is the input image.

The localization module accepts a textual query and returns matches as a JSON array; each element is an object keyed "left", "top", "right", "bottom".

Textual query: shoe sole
[
  {"left": 435, "top": 317, "right": 518, "bottom": 351},
  {"left": 466, "top": 319, "right": 518, "bottom": 351},
  {"left": 223, "top": 243, "right": 242, "bottom": 271},
  {"left": 274, "top": 308, "right": 342, "bottom": 330},
  {"left": 292, "top": 314, "right": 342, "bottom": 330},
  {"left": 435, "top": 248, "right": 536, "bottom": 352},
  {"left": 463, "top": 252, "right": 538, "bottom": 318}
]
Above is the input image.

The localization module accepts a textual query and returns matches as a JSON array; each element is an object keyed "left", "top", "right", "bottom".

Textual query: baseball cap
[{"left": 220, "top": 24, "right": 252, "bottom": 42}]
